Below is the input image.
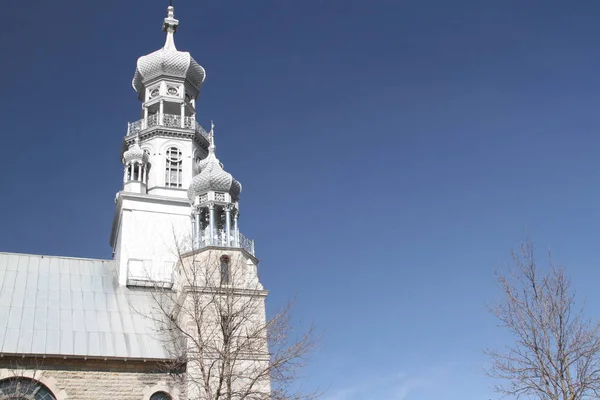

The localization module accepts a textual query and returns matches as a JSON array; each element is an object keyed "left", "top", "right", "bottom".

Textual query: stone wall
[{"left": 0, "top": 357, "right": 184, "bottom": 400}]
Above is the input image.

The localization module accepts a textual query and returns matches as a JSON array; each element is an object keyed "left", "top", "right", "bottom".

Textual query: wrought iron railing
[
  {"left": 181, "top": 229, "right": 255, "bottom": 256},
  {"left": 127, "top": 114, "right": 210, "bottom": 140}
]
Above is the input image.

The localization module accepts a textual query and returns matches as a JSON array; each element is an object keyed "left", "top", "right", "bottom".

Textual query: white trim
[{"left": 0, "top": 369, "right": 69, "bottom": 400}]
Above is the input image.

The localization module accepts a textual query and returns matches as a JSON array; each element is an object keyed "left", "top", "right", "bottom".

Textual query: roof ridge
[{"left": 0, "top": 251, "right": 112, "bottom": 263}]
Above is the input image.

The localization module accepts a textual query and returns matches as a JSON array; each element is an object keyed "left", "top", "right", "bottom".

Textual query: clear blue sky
[{"left": 2, "top": 1, "right": 600, "bottom": 399}]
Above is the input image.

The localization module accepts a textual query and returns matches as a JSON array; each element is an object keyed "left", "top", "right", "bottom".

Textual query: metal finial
[{"left": 209, "top": 120, "right": 216, "bottom": 150}]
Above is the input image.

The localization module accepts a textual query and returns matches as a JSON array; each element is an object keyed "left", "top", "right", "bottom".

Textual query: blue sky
[{"left": 2, "top": 1, "right": 600, "bottom": 399}]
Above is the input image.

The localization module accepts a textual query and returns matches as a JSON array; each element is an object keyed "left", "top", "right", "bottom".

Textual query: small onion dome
[
  {"left": 123, "top": 139, "right": 148, "bottom": 165},
  {"left": 132, "top": 6, "right": 206, "bottom": 93},
  {"left": 188, "top": 149, "right": 242, "bottom": 202}
]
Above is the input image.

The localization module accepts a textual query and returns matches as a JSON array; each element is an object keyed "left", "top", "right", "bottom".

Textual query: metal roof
[{"left": 0, "top": 252, "right": 172, "bottom": 360}]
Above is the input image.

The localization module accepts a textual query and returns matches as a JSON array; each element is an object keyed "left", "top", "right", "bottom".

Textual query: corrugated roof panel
[
  {"left": 71, "top": 290, "right": 83, "bottom": 310},
  {"left": 27, "top": 256, "right": 39, "bottom": 275},
  {"left": 59, "top": 330, "right": 73, "bottom": 355},
  {"left": 70, "top": 274, "right": 82, "bottom": 292},
  {"left": 16, "top": 328, "right": 33, "bottom": 353},
  {"left": 37, "top": 257, "right": 50, "bottom": 276},
  {"left": 31, "top": 329, "right": 46, "bottom": 354},
  {"left": 59, "top": 272, "right": 70, "bottom": 292},
  {"left": 46, "top": 308, "right": 59, "bottom": 331},
  {"left": 11, "top": 286, "right": 24, "bottom": 309},
  {"left": 20, "top": 308, "right": 34, "bottom": 331},
  {"left": 82, "top": 291, "right": 95, "bottom": 311},
  {"left": 0, "top": 253, "right": 174, "bottom": 360},
  {"left": 85, "top": 310, "right": 99, "bottom": 332},
  {"left": 97, "top": 310, "right": 110, "bottom": 332},
  {"left": 91, "top": 275, "right": 104, "bottom": 293},
  {"left": 46, "top": 329, "right": 60, "bottom": 354},
  {"left": 34, "top": 308, "right": 47, "bottom": 331},
  {"left": 81, "top": 275, "right": 93, "bottom": 292},
  {"left": 113, "top": 332, "right": 127, "bottom": 356},
  {"left": 88, "top": 332, "right": 101, "bottom": 356},
  {"left": 7, "top": 307, "right": 22, "bottom": 329},
  {"left": 3, "top": 328, "right": 19, "bottom": 352},
  {"left": 59, "top": 309, "right": 72, "bottom": 332},
  {"left": 109, "top": 311, "right": 123, "bottom": 333},
  {"left": 48, "top": 290, "right": 60, "bottom": 310},
  {"left": 61, "top": 258, "right": 72, "bottom": 275},
  {"left": 0, "top": 286, "right": 13, "bottom": 307},
  {"left": 94, "top": 292, "right": 107, "bottom": 311},
  {"left": 5, "top": 254, "right": 19, "bottom": 271},
  {"left": 72, "top": 309, "right": 85, "bottom": 332},
  {"left": 14, "top": 270, "right": 27, "bottom": 291},
  {"left": 99, "top": 331, "right": 115, "bottom": 357},
  {"left": 23, "top": 285, "right": 37, "bottom": 308},
  {"left": 106, "top": 293, "right": 119, "bottom": 312},
  {"left": 47, "top": 270, "right": 60, "bottom": 291},
  {"left": 35, "top": 289, "right": 48, "bottom": 309},
  {"left": 125, "top": 332, "right": 141, "bottom": 358},
  {"left": 73, "top": 331, "right": 86, "bottom": 355},
  {"left": 59, "top": 290, "right": 71, "bottom": 310},
  {"left": 121, "top": 310, "right": 136, "bottom": 334}
]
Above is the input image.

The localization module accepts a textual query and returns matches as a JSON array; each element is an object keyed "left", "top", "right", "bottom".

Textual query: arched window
[
  {"left": 220, "top": 255, "right": 230, "bottom": 285},
  {"left": 150, "top": 392, "right": 173, "bottom": 400},
  {"left": 165, "top": 147, "right": 182, "bottom": 188},
  {"left": 0, "top": 377, "right": 57, "bottom": 400}
]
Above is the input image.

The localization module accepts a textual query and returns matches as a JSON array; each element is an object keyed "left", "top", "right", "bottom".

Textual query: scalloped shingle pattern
[
  {"left": 123, "top": 143, "right": 148, "bottom": 164},
  {"left": 188, "top": 152, "right": 242, "bottom": 202},
  {"left": 132, "top": 37, "right": 205, "bottom": 93}
]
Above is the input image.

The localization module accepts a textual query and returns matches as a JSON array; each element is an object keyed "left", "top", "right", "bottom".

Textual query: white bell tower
[{"left": 110, "top": 5, "right": 211, "bottom": 287}]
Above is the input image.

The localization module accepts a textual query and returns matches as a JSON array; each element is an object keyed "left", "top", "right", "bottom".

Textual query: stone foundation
[{"left": 0, "top": 357, "right": 184, "bottom": 400}]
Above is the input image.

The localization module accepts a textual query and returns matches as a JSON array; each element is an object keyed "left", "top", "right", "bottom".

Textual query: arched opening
[
  {"left": 150, "top": 392, "right": 173, "bottom": 400},
  {"left": 0, "top": 377, "right": 57, "bottom": 400}
]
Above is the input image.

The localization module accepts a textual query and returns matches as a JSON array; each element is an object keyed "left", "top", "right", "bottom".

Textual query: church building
[{"left": 0, "top": 6, "right": 269, "bottom": 400}]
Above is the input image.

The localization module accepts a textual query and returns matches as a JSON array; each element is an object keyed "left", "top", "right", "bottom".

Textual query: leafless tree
[
  {"left": 0, "top": 358, "right": 51, "bottom": 400},
  {"left": 140, "top": 243, "right": 318, "bottom": 400},
  {"left": 485, "top": 238, "right": 600, "bottom": 400}
]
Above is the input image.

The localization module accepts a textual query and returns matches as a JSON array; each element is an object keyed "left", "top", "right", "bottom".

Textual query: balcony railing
[
  {"left": 182, "top": 229, "right": 255, "bottom": 256},
  {"left": 127, "top": 114, "right": 210, "bottom": 140}
]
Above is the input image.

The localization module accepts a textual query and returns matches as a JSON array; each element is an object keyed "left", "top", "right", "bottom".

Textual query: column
[
  {"left": 143, "top": 106, "right": 148, "bottom": 129},
  {"left": 123, "top": 164, "right": 128, "bottom": 183},
  {"left": 224, "top": 205, "right": 232, "bottom": 246},
  {"left": 137, "top": 163, "right": 142, "bottom": 181},
  {"left": 208, "top": 203, "right": 216, "bottom": 245},
  {"left": 233, "top": 210, "right": 239, "bottom": 246},
  {"left": 159, "top": 100, "right": 164, "bottom": 125},
  {"left": 180, "top": 102, "right": 185, "bottom": 128},
  {"left": 142, "top": 164, "right": 147, "bottom": 184},
  {"left": 194, "top": 209, "right": 201, "bottom": 248}
]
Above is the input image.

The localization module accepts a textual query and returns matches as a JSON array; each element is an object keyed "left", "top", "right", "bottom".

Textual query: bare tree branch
[{"left": 485, "top": 238, "right": 600, "bottom": 400}]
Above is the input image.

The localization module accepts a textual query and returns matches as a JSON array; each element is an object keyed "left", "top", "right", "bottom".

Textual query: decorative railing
[
  {"left": 127, "top": 114, "right": 210, "bottom": 140},
  {"left": 182, "top": 229, "right": 255, "bottom": 256}
]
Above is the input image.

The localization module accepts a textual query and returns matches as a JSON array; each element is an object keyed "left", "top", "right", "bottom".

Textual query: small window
[
  {"left": 220, "top": 255, "right": 230, "bottom": 285},
  {"left": 165, "top": 147, "right": 183, "bottom": 188},
  {"left": 150, "top": 392, "right": 173, "bottom": 400}
]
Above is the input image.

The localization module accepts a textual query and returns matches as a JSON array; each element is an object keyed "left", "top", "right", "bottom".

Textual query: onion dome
[
  {"left": 188, "top": 125, "right": 242, "bottom": 202},
  {"left": 123, "top": 137, "right": 149, "bottom": 165},
  {"left": 132, "top": 6, "right": 206, "bottom": 93}
]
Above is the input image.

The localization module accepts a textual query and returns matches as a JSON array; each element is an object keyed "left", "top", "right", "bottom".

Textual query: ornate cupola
[
  {"left": 187, "top": 123, "right": 254, "bottom": 255},
  {"left": 122, "top": 136, "right": 149, "bottom": 193},
  {"left": 123, "top": 5, "right": 210, "bottom": 196}
]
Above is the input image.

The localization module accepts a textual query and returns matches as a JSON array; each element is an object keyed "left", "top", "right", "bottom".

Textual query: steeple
[{"left": 188, "top": 123, "right": 252, "bottom": 255}]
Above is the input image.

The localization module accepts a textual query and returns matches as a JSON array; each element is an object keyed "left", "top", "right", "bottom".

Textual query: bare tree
[
  {"left": 141, "top": 244, "right": 318, "bottom": 400},
  {"left": 485, "top": 238, "right": 600, "bottom": 400},
  {"left": 0, "top": 358, "right": 52, "bottom": 400}
]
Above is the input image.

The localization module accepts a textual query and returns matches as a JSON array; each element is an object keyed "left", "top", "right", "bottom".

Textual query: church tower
[{"left": 110, "top": 6, "right": 255, "bottom": 288}]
